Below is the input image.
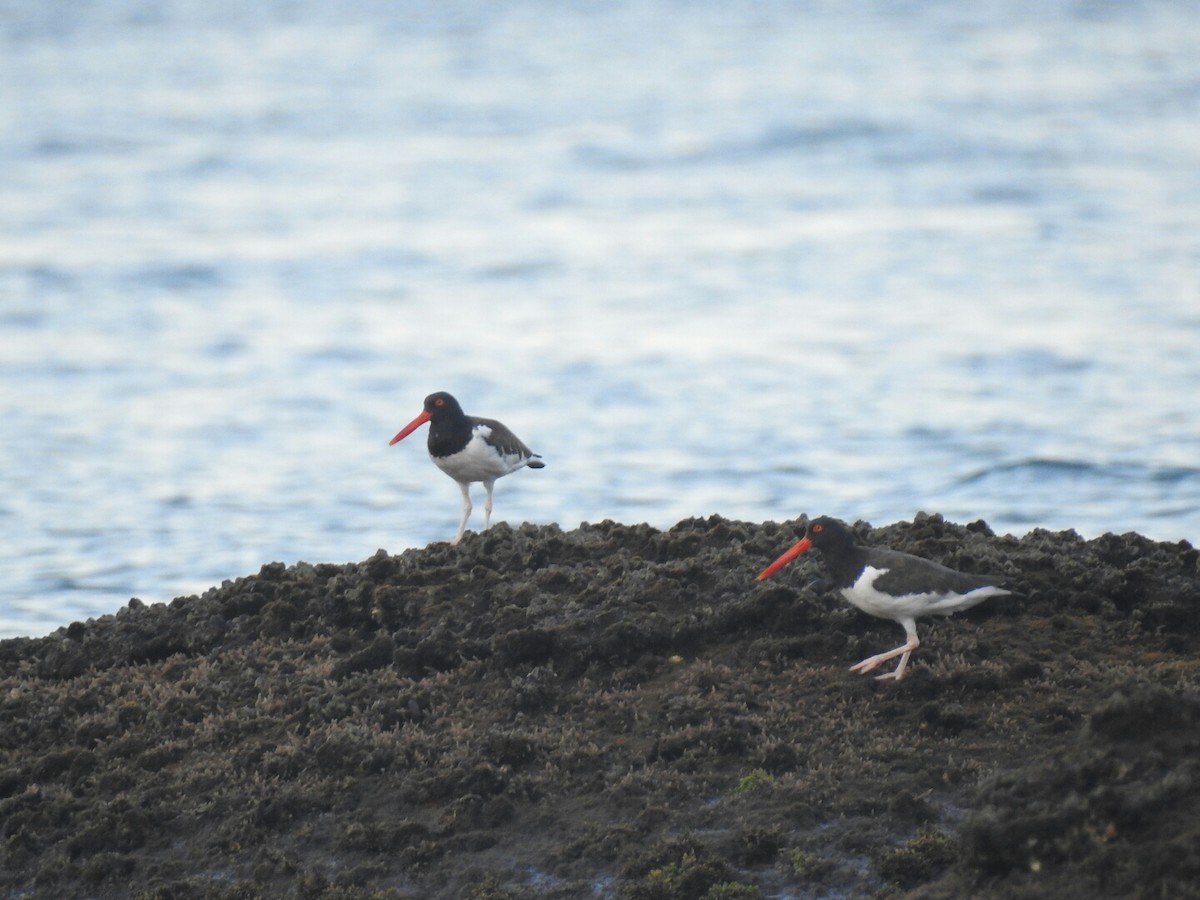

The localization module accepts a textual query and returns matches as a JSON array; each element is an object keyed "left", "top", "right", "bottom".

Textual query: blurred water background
[{"left": 2, "top": 0, "right": 1199, "bottom": 637}]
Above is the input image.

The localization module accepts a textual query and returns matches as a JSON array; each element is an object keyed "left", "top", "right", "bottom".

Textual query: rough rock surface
[{"left": 2, "top": 514, "right": 1198, "bottom": 899}]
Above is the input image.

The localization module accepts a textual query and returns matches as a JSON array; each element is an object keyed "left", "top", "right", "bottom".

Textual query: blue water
[{"left": 2, "top": 1, "right": 1199, "bottom": 638}]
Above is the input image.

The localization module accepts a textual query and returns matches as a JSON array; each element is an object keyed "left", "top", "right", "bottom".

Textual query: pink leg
[
  {"left": 849, "top": 620, "right": 919, "bottom": 681},
  {"left": 451, "top": 482, "right": 472, "bottom": 546},
  {"left": 482, "top": 479, "right": 495, "bottom": 531}
]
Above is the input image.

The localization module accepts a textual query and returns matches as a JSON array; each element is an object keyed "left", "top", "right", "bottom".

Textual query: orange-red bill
[
  {"left": 389, "top": 409, "right": 432, "bottom": 445},
  {"left": 756, "top": 536, "right": 813, "bottom": 581}
]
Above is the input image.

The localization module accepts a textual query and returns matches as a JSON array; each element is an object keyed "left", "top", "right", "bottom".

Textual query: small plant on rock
[{"left": 735, "top": 769, "right": 775, "bottom": 794}]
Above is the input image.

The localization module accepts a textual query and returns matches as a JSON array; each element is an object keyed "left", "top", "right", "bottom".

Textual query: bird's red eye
[
  {"left": 435, "top": 398, "right": 444, "bottom": 407},
  {"left": 812, "top": 524, "right": 823, "bottom": 533}
]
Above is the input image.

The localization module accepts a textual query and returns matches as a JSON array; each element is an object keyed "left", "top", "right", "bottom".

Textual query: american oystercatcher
[
  {"left": 757, "top": 516, "right": 1011, "bottom": 680},
  {"left": 389, "top": 391, "right": 544, "bottom": 545}
]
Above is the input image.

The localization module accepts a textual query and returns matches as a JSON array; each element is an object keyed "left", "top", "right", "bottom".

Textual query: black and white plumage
[
  {"left": 390, "top": 392, "right": 544, "bottom": 545},
  {"left": 757, "top": 516, "right": 1011, "bottom": 681}
]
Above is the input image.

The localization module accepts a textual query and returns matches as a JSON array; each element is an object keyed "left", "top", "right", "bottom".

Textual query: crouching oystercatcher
[
  {"left": 757, "top": 516, "right": 1011, "bottom": 680},
  {"left": 390, "top": 391, "right": 544, "bottom": 545}
]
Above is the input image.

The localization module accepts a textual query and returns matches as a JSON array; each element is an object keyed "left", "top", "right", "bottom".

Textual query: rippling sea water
[{"left": 2, "top": 1, "right": 1199, "bottom": 637}]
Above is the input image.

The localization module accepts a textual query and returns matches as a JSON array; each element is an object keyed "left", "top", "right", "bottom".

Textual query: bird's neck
[
  {"left": 821, "top": 543, "right": 871, "bottom": 590},
  {"left": 427, "top": 415, "right": 475, "bottom": 457}
]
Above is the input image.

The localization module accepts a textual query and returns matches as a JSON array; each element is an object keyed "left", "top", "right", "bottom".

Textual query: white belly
[
  {"left": 432, "top": 428, "right": 529, "bottom": 484},
  {"left": 840, "top": 566, "right": 1008, "bottom": 622}
]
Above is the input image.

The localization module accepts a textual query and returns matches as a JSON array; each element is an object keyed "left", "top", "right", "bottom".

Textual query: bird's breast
[
  {"left": 839, "top": 567, "right": 907, "bottom": 620},
  {"left": 432, "top": 429, "right": 530, "bottom": 483}
]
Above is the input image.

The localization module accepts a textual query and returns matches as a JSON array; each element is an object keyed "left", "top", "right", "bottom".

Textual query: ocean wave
[{"left": 953, "top": 458, "right": 1200, "bottom": 487}]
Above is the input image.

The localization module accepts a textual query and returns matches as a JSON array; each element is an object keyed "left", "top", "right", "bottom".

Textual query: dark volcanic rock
[{"left": 2, "top": 515, "right": 1199, "bottom": 899}]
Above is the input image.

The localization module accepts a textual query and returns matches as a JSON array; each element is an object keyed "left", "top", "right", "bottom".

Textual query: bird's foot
[
  {"left": 848, "top": 655, "right": 887, "bottom": 675},
  {"left": 849, "top": 655, "right": 909, "bottom": 681}
]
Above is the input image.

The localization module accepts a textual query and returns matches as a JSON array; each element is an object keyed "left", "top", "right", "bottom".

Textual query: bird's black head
[
  {"left": 389, "top": 391, "right": 466, "bottom": 446},
  {"left": 803, "top": 516, "right": 858, "bottom": 552},
  {"left": 423, "top": 391, "right": 464, "bottom": 418},
  {"left": 758, "top": 514, "right": 859, "bottom": 581}
]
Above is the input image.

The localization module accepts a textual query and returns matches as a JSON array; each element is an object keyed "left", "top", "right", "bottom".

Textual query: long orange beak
[
  {"left": 389, "top": 409, "right": 432, "bottom": 445},
  {"left": 757, "top": 536, "right": 813, "bottom": 581}
]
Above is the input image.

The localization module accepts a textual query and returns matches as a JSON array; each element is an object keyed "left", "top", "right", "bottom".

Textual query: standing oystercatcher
[
  {"left": 757, "top": 516, "right": 1011, "bottom": 680},
  {"left": 390, "top": 391, "right": 544, "bottom": 545}
]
